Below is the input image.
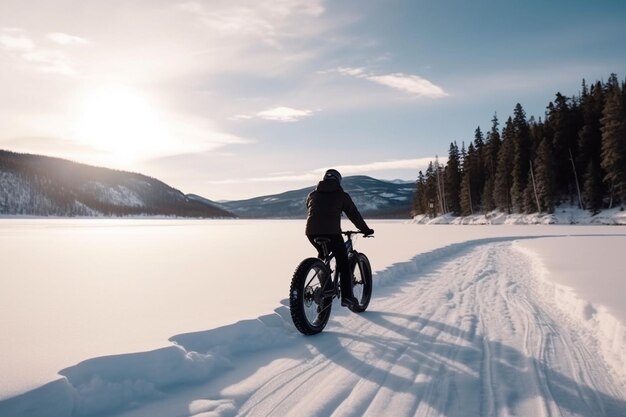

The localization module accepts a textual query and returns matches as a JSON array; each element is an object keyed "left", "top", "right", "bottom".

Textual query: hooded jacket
[{"left": 305, "top": 179, "right": 369, "bottom": 236}]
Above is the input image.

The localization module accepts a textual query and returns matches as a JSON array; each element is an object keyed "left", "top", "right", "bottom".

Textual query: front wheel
[
  {"left": 289, "top": 258, "right": 333, "bottom": 335},
  {"left": 349, "top": 252, "right": 372, "bottom": 313}
]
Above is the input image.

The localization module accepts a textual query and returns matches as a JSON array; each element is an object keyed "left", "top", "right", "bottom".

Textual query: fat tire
[
  {"left": 348, "top": 252, "right": 372, "bottom": 313},
  {"left": 289, "top": 258, "right": 333, "bottom": 335}
]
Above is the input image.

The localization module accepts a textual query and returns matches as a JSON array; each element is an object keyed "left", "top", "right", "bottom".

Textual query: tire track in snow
[{"left": 229, "top": 241, "right": 626, "bottom": 417}]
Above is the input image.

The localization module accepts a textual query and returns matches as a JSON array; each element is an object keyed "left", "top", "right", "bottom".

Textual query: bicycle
[{"left": 289, "top": 231, "right": 373, "bottom": 335}]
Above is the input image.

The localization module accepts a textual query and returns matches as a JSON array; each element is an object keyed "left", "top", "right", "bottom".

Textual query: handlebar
[{"left": 342, "top": 230, "right": 374, "bottom": 238}]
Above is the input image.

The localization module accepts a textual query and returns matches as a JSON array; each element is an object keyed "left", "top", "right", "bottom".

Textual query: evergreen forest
[{"left": 412, "top": 74, "right": 626, "bottom": 217}]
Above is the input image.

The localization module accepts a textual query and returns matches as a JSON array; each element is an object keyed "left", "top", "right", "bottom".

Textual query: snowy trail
[{"left": 111, "top": 241, "right": 626, "bottom": 417}]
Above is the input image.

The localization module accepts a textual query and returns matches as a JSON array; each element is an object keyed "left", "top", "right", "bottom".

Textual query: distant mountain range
[
  {"left": 219, "top": 176, "right": 415, "bottom": 219},
  {"left": 0, "top": 150, "right": 233, "bottom": 218},
  {"left": 0, "top": 149, "right": 415, "bottom": 218}
]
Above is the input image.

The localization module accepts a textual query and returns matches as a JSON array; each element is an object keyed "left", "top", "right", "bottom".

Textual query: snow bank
[
  {"left": 413, "top": 206, "right": 626, "bottom": 225},
  {"left": 0, "top": 307, "right": 296, "bottom": 417},
  {"left": 514, "top": 243, "right": 626, "bottom": 386},
  {"left": 169, "top": 307, "right": 294, "bottom": 355}
]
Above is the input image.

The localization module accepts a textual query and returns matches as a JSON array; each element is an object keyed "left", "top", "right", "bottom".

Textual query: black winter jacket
[{"left": 305, "top": 179, "right": 369, "bottom": 236}]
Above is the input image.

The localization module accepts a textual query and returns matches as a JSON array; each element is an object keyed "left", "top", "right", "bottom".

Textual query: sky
[{"left": 1, "top": 0, "right": 625, "bottom": 200}]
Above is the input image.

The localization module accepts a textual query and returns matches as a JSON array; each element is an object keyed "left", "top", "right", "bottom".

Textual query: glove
[{"left": 363, "top": 228, "right": 374, "bottom": 236}]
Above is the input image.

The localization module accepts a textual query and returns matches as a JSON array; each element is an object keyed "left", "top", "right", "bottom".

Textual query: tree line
[{"left": 412, "top": 74, "right": 626, "bottom": 217}]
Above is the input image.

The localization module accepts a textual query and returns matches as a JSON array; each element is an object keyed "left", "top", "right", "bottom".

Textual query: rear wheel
[
  {"left": 349, "top": 252, "right": 372, "bottom": 313},
  {"left": 289, "top": 258, "right": 333, "bottom": 335}
]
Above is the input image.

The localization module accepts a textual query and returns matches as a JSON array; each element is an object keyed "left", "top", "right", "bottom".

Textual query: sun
[{"left": 73, "top": 85, "right": 169, "bottom": 163}]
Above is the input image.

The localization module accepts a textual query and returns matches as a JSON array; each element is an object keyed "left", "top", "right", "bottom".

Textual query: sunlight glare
[{"left": 74, "top": 85, "right": 170, "bottom": 163}]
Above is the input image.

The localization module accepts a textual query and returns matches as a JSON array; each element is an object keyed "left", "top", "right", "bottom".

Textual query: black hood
[{"left": 316, "top": 179, "right": 342, "bottom": 193}]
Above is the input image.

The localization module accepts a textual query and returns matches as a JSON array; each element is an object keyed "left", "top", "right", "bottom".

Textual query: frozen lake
[{"left": 1, "top": 219, "right": 625, "bottom": 400}]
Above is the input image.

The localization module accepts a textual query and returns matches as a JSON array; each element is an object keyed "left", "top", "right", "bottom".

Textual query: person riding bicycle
[{"left": 305, "top": 169, "right": 374, "bottom": 308}]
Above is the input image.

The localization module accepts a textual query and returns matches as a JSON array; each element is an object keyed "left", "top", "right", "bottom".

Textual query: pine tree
[
  {"left": 606, "top": 73, "right": 620, "bottom": 95},
  {"left": 493, "top": 118, "right": 515, "bottom": 213},
  {"left": 412, "top": 171, "right": 427, "bottom": 215},
  {"left": 444, "top": 142, "right": 461, "bottom": 215},
  {"left": 583, "top": 160, "right": 604, "bottom": 214},
  {"left": 534, "top": 138, "right": 554, "bottom": 213},
  {"left": 460, "top": 173, "right": 473, "bottom": 216},
  {"left": 528, "top": 116, "right": 544, "bottom": 158},
  {"left": 485, "top": 114, "right": 501, "bottom": 178},
  {"left": 459, "top": 143, "right": 476, "bottom": 216},
  {"left": 424, "top": 162, "right": 439, "bottom": 217},
  {"left": 511, "top": 104, "right": 531, "bottom": 212},
  {"left": 482, "top": 114, "right": 501, "bottom": 212},
  {"left": 434, "top": 156, "right": 447, "bottom": 213},
  {"left": 472, "top": 126, "right": 486, "bottom": 208},
  {"left": 482, "top": 177, "right": 495, "bottom": 212},
  {"left": 577, "top": 80, "right": 605, "bottom": 210},
  {"left": 548, "top": 92, "right": 579, "bottom": 201},
  {"left": 523, "top": 178, "right": 537, "bottom": 213},
  {"left": 460, "top": 142, "right": 467, "bottom": 171},
  {"left": 600, "top": 83, "right": 626, "bottom": 205}
]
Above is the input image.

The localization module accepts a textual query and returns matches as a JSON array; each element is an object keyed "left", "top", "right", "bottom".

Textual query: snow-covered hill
[
  {"left": 219, "top": 175, "right": 415, "bottom": 218},
  {"left": 0, "top": 150, "right": 233, "bottom": 218}
]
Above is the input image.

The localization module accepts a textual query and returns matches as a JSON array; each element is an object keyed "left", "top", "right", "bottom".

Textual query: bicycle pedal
[{"left": 341, "top": 296, "right": 358, "bottom": 307}]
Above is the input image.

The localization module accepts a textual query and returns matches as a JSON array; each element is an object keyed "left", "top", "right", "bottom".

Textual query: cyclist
[{"left": 305, "top": 169, "right": 374, "bottom": 307}]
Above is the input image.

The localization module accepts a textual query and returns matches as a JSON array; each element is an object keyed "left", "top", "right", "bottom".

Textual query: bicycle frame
[{"left": 313, "top": 231, "right": 363, "bottom": 300}]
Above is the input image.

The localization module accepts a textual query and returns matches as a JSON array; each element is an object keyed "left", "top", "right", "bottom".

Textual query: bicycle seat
[{"left": 314, "top": 237, "right": 331, "bottom": 245}]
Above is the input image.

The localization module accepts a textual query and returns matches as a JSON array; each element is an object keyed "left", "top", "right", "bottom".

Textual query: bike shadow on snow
[{"left": 308, "top": 309, "right": 626, "bottom": 417}]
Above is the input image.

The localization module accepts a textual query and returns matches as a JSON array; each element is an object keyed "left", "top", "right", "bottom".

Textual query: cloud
[
  {"left": 334, "top": 67, "right": 366, "bottom": 77},
  {"left": 178, "top": 0, "right": 325, "bottom": 46},
  {"left": 172, "top": 119, "right": 253, "bottom": 151},
  {"left": 22, "top": 50, "right": 77, "bottom": 75},
  {"left": 46, "top": 32, "right": 89, "bottom": 46},
  {"left": 321, "top": 157, "right": 445, "bottom": 175},
  {"left": 209, "top": 172, "right": 318, "bottom": 184},
  {"left": 234, "top": 106, "right": 315, "bottom": 122},
  {"left": 328, "top": 66, "right": 449, "bottom": 98},
  {"left": 256, "top": 106, "right": 314, "bottom": 122},
  {"left": 0, "top": 28, "right": 35, "bottom": 51},
  {"left": 0, "top": 28, "right": 81, "bottom": 75},
  {"left": 368, "top": 73, "right": 449, "bottom": 98},
  {"left": 213, "top": 157, "right": 441, "bottom": 184}
]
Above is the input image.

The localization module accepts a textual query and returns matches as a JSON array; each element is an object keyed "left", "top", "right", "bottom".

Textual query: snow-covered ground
[
  {"left": 412, "top": 205, "right": 626, "bottom": 225},
  {"left": 0, "top": 219, "right": 625, "bottom": 417}
]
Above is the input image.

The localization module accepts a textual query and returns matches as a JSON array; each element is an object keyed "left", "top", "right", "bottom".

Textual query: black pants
[{"left": 307, "top": 234, "right": 353, "bottom": 299}]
